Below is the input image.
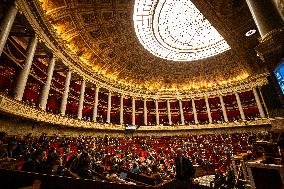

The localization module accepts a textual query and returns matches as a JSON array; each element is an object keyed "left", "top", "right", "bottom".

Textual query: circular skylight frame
[{"left": 133, "top": 0, "right": 231, "bottom": 61}]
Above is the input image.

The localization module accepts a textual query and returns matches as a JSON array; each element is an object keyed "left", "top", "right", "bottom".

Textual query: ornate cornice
[
  {"left": 0, "top": 95, "right": 124, "bottom": 130},
  {"left": 0, "top": 94, "right": 271, "bottom": 131}
]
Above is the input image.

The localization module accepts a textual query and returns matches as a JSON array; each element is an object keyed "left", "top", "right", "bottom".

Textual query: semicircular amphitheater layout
[{"left": 0, "top": 0, "right": 284, "bottom": 188}]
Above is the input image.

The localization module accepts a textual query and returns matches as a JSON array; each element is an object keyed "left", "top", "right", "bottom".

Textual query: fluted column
[
  {"left": 235, "top": 92, "right": 246, "bottom": 120},
  {"left": 205, "top": 97, "right": 212, "bottom": 123},
  {"left": 219, "top": 96, "right": 228, "bottom": 122},
  {"left": 120, "top": 95, "right": 124, "bottom": 125},
  {"left": 77, "top": 79, "right": 86, "bottom": 119},
  {"left": 253, "top": 88, "right": 265, "bottom": 118},
  {"left": 39, "top": 57, "right": 56, "bottom": 110},
  {"left": 0, "top": 4, "right": 18, "bottom": 55},
  {"left": 245, "top": 0, "right": 284, "bottom": 37},
  {"left": 192, "top": 99, "right": 198, "bottom": 124},
  {"left": 92, "top": 87, "right": 99, "bottom": 121},
  {"left": 14, "top": 37, "right": 38, "bottom": 101},
  {"left": 60, "top": 70, "right": 71, "bottom": 115},
  {"left": 179, "top": 99, "right": 185, "bottom": 125},
  {"left": 132, "top": 97, "right": 135, "bottom": 125},
  {"left": 144, "top": 99, "right": 147, "bottom": 125},
  {"left": 155, "top": 99, "right": 159, "bottom": 125},
  {"left": 167, "top": 100, "right": 172, "bottom": 125},
  {"left": 107, "top": 92, "right": 111, "bottom": 123}
]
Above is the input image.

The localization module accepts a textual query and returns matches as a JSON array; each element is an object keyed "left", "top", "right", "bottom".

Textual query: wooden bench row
[{"left": 0, "top": 168, "right": 174, "bottom": 189}]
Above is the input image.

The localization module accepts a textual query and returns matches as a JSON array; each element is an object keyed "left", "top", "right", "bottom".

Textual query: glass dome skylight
[{"left": 133, "top": 0, "right": 231, "bottom": 61}]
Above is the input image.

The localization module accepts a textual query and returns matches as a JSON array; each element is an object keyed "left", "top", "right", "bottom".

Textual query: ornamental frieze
[
  {"left": 0, "top": 95, "right": 124, "bottom": 130},
  {"left": 0, "top": 95, "right": 271, "bottom": 131}
]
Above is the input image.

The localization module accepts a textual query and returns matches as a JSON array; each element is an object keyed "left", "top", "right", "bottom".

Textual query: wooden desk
[
  {"left": 246, "top": 162, "right": 284, "bottom": 189},
  {"left": 0, "top": 168, "right": 173, "bottom": 189}
]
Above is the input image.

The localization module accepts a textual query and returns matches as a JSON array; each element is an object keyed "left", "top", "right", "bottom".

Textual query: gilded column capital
[
  {"left": 153, "top": 96, "right": 159, "bottom": 100},
  {"left": 95, "top": 84, "right": 101, "bottom": 89},
  {"left": 81, "top": 76, "right": 88, "bottom": 83},
  {"left": 66, "top": 66, "right": 75, "bottom": 73},
  {"left": 204, "top": 93, "right": 210, "bottom": 99},
  {"left": 259, "top": 27, "right": 284, "bottom": 43},
  {"left": 176, "top": 96, "right": 182, "bottom": 100}
]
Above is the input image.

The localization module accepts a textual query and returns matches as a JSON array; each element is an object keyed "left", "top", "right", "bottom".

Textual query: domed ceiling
[
  {"left": 133, "top": 0, "right": 230, "bottom": 61},
  {"left": 35, "top": 0, "right": 262, "bottom": 93}
]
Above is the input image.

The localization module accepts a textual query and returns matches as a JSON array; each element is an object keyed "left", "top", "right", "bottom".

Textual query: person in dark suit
[{"left": 174, "top": 148, "right": 195, "bottom": 189}]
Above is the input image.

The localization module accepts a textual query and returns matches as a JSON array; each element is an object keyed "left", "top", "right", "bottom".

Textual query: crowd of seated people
[{"left": 0, "top": 131, "right": 281, "bottom": 187}]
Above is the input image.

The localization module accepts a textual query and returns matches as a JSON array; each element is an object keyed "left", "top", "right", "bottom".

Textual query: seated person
[
  {"left": 262, "top": 153, "right": 276, "bottom": 164},
  {"left": 75, "top": 152, "right": 93, "bottom": 179},
  {"left": 0, "top": 139, "right": 17, "bottom": 162},
  {"left": 0, "top": 141, "right": 8, "bottom": 162},
  {"left": 130, "top": 163, "right": 141, "bottom": 174},
  {"left": 106, "top": 166, "right": 129, "bottom": 184},
  {"left": 210, "top": 169, "right": 225, "bottom": 188}
]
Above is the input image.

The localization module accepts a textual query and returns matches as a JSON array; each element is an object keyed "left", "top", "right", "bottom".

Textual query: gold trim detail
[
  {"left": 0, "top": 95, "right": 124, "bottom": 130},
  {"left": 0, "top": 95, "right": 270, "bottom": 131}
]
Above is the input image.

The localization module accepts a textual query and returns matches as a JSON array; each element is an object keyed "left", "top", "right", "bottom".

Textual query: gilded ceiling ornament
[{"left": 14, "top": 0, "right": 268, "bottom": 97}]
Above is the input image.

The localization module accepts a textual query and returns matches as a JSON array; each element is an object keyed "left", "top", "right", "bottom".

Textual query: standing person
[{"left": 174, "top": 148, "right": 195, "bottom": 189}]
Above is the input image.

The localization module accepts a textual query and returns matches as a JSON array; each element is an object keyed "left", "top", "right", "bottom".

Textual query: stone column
[
  {"left": 253, "top": 88, "right": 266, "bottom": 118},
  {"left": 132, "top": 97, "right": 135, "bottom": 125},
  {"left": 245, "top": 0, "right": 284, "bottom": 37},
  {"left": 192, "top": 99, "right": 198, "bottom": 124},
  {"left": 205, "top": 97, "right": 212, "bottom": 123},
  {"left": 107, "top": 91, "right": 111, "bottom": 123},
  {"left": 77, "top": 79, "right": 86, "bottom": 119},
  {"left": 60, "top": 70, "right": 71, "bottom": 115},
  {"left": 167, "top": 100, "right": 172, "bottom": 125},
  {"left": 155, "top": 99, "right": 159, "bottom": 125},
  {"left": 179, "top": 99, "right": 185, "bottom": 125},
  {"left": 0, "top": 4, "right": 18, "bottom": 55},
  {"left": 120, "top": 95, "right": 124, "bottom": 125},
  {"left": 39, "top": 57, "right": 56, "bottom": 110},
  {"left": 235, "top": 92, "right": 246, "bottom": 120},
  {"left": 92, "top": 87, "right": 99, "bottom": 121},
  {"left": 219, "top": 96, "right": 228, "bottom": 122},
  {"left": 144, "top": 98, "right": 147, "bottom": 125},
  {"left": 14, "top": 37, "right": 38, "bottom": 101}
]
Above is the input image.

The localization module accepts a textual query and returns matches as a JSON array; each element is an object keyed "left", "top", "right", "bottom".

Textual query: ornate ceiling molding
[{"left": 15, "top": 0, "right": 268, "bottom": 98}]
